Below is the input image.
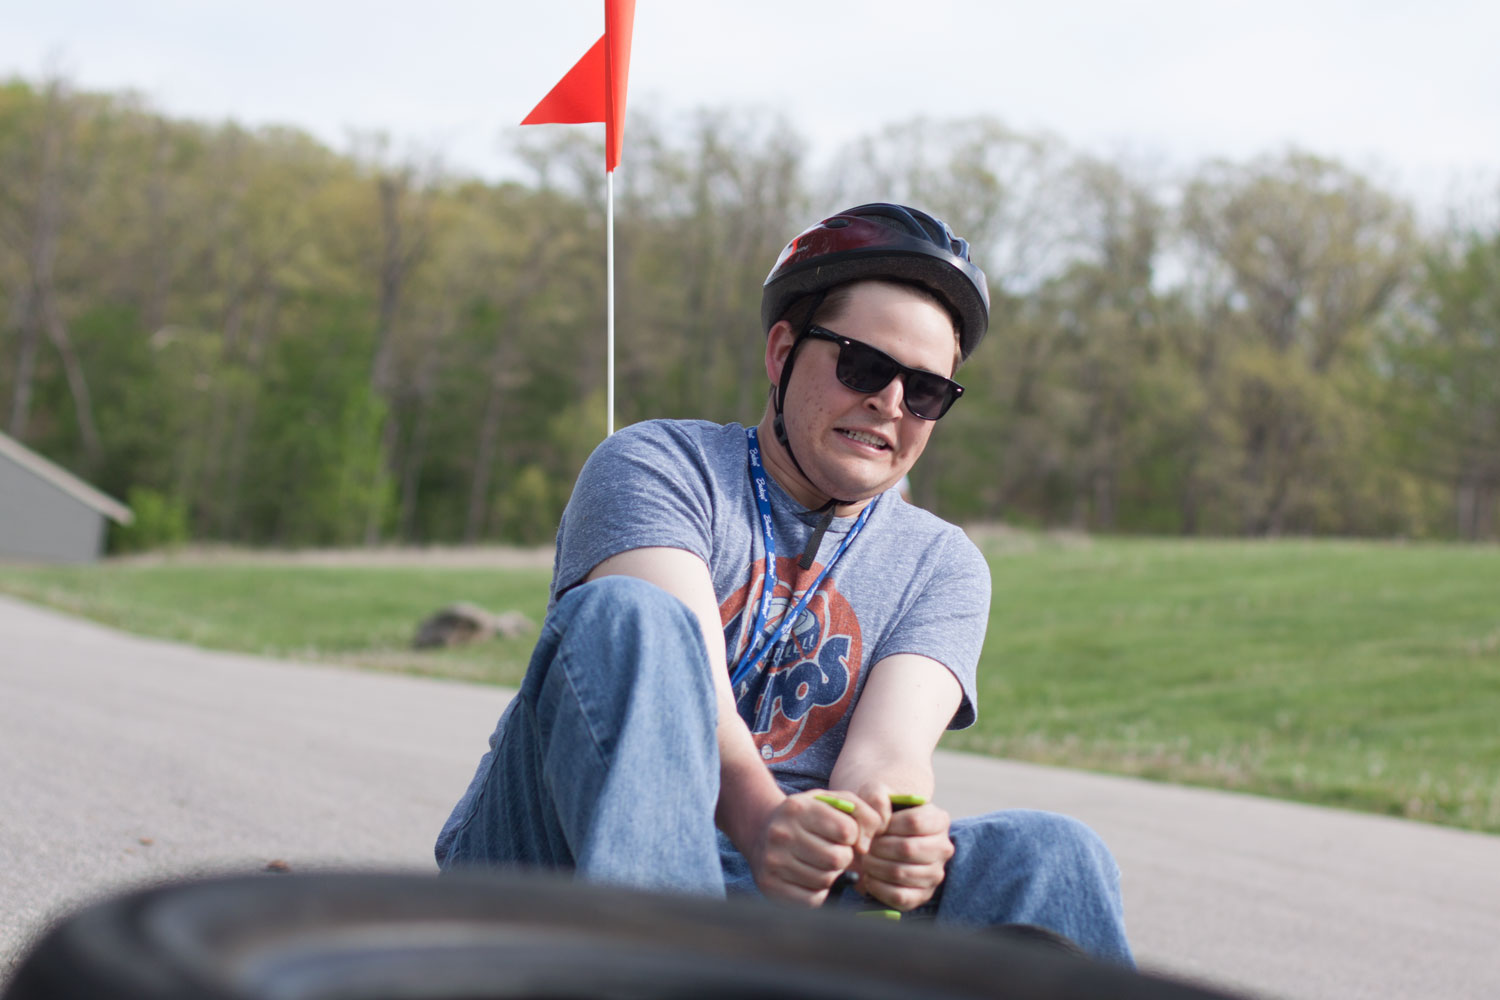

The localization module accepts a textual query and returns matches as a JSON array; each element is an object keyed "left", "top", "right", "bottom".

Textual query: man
[{"left": 436, "top": 204, "right": 1132, "bottom": 964}]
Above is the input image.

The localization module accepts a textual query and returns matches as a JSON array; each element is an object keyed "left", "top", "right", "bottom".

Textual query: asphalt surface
[{"left": 2, "top": 592, "right": 1498, "bottom": 999}]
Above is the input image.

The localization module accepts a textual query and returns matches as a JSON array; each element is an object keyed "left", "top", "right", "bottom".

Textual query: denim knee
[
  {"left": 554, "top": 573, "right": 694, "bottom": 627},
  {"left": 955, "top": 809, "right": 1121, "bottom": 881},
  {"left": 943, "top": 809, "right": 1131, "bottom": 964},
  {"left": 554, "top": 575, "right": 704, "bottom": 650},
  {"left": 543, "top": 574, "right": 713, "bottom": 703}
]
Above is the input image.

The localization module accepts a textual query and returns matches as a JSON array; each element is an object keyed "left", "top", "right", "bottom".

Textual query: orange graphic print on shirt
[{"left": 719, "top": 556, "right": 863, "bottom": 763}]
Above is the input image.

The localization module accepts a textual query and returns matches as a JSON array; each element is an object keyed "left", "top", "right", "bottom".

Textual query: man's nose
[{"left": 863, "top": 376, "right": 904, "bottom": 419}]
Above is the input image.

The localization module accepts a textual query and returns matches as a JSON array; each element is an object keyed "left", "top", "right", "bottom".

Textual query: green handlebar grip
[
  {"left": 890, "top": 794, "right": 927, "bottom": 810},
  {"left": 815, "top": 794, "right": 856, "bottom": 815}
]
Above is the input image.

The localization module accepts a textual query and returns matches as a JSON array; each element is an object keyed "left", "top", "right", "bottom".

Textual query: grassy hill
[{"left": 954, "top": 534, "right": 1499, "bottom": 833}]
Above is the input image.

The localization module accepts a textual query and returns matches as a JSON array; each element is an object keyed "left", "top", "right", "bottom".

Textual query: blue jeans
[{"left": 436, "top": 576, "right": 1133, "bottom": 965}]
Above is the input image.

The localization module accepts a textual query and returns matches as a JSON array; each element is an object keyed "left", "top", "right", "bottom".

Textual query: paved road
[{"left": 2, "top": 593, "right": 1498, "bottom": 999}]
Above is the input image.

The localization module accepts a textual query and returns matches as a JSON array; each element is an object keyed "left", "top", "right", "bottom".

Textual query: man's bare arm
[{"left": 829, "top": 653, "right": 963, "bottom": 910}]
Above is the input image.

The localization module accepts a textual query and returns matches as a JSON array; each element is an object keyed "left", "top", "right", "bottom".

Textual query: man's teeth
[{"left": 839, "top": 429, "right": 886, "bottom": 448}]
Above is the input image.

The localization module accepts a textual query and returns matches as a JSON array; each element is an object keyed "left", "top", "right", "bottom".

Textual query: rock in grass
[{"left": 412, "top": 602, "right": 533, "bottom": 649}]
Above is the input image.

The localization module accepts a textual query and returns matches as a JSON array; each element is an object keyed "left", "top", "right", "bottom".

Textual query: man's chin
[
  {"left": 819, "top": 474, "right": 903, "bottom": 509},
  {"left": 805, "top": 450, "right": 914, "bottom": 508}
]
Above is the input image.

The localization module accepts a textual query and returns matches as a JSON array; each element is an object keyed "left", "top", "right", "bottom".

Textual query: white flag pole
[{"left": 606, "top": 169, "right": 616, "bottom": 437}]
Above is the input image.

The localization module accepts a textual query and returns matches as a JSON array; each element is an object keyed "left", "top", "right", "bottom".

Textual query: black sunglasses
[{"left": 803, "top": 326, "right": 964, "bottom": 420}]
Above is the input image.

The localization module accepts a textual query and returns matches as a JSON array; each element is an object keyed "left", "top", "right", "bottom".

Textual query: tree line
[{"left": 1, "top": 76, "right": 1497, "bottom": 549}]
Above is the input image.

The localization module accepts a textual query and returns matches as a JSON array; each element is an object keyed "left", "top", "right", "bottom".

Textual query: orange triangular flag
[
  {"left": 522, "top": 35, "right": 606, "bottom": 127},
  {"left": 521, "top": 0, "right": 635, "bottom": 172}
]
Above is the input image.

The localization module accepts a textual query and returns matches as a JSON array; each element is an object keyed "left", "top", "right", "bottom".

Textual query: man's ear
[{"left": 764, "top": 320, "right": 798, "bottom": 384}]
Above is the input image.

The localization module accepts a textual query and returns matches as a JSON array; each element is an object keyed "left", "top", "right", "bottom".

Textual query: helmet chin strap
[
  {"left": 770, "top": 401, "right": 844, "bottom": 568},
  {"left": 770, "top": 290, "right": 856, "bottom": 569}
]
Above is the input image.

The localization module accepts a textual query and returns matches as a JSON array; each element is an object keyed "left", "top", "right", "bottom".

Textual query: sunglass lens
[
  {"left": 903, "top": 373, "right": 956, "bottom": 419},
  {"left": 836, "top": 341, "right": 899, "bottom": 394}
]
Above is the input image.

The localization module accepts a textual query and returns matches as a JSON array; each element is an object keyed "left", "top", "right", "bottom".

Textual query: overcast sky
[{"left": 6, "top": 1, "right": 1498, "bottom": 211}]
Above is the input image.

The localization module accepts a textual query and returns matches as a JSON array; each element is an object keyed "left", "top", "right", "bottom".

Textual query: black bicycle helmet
[{"left": 761, "top": 203, "right": 990, "bottom": 359}]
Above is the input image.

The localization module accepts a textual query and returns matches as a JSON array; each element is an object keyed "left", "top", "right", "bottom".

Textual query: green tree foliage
[
  {"left": 112, "top": 486, "right": 189, "bottom": 553},
  {"left": 612, "top": 109, "right": 809, "bottom": 422},
  {"left": 243, "top": 292, "right": 394, "bottom": 546},
  {"left": 1382, "top": 224, "right": 1500, "bottom": 539},
  {"left": 1179, "top": 153, "right": 1420, "bottom": 535},
  {"left": 0, "top": 76, "right": 1494, "bottom": 549}
]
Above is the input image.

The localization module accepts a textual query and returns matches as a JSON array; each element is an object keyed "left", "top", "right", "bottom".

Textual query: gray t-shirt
[{"left": 551, "top": 419, "right": 990, "bottom": 792}]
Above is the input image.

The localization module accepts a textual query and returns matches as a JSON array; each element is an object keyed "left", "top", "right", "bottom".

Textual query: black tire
[{"left": 5, "top": 871, "right": 1244, "bottom": 1000}]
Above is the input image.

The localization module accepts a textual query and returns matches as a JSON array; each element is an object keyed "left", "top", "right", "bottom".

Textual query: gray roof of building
[{"left": 0, "top": 431, "right": 134, "bottom": 525}]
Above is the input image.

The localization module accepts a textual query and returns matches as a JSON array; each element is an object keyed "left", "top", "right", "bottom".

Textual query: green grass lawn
[
  {"left": 0, "top": 560, "right": 555, "bottom": 687},
  {"left": 950, "top": 535, "right": 1500, "bottom": 833},
  {"left": 2, "top": 537, "right": 1497, "bottom": 834}
]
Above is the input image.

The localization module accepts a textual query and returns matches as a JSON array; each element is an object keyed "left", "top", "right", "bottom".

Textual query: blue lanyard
[{"left": 731, "top": 427, "right": 874, "bottom": 691}]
